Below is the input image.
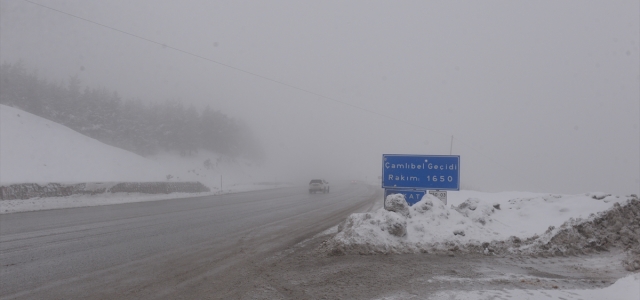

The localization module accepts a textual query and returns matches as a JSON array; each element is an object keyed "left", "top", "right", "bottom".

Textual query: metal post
[{"left": 449, "top": 135, "right": 453, "bottom": 155}]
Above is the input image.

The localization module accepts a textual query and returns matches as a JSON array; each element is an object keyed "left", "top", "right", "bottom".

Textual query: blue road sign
[
  {"left": 382, "top": 154, "right": 460, "bottom": 190},
  {"left": 384, "top": 189, "right": 426, "bottom": 206}
]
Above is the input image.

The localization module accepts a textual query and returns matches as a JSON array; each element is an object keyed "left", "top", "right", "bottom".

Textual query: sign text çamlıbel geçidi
[{"left": 382, "top": 155, "right": 460, "bottom": 190}]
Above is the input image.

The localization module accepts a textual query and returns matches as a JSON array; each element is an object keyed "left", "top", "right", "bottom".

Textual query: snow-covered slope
[
  {"left": 0, "top": 105, "right": 171, "bottom": 183},
  {"left": 0, "top": 104, "right": 267, "bottom": 187}
]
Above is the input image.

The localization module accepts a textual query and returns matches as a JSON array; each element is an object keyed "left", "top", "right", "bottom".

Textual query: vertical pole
[
  {"left": 220, "top": 175, "right": 223, "bottom": 191},
  {"left": 449, "top": 135, "right": 453, "bottom": 155}
]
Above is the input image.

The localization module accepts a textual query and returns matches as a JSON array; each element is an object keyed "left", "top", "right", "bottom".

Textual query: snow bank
[
  {"left": 510, "top": 197, "right": 640, "bottom": 270},
  {"left": 323, "top": 191, "right": 637, "bottom": 256}
]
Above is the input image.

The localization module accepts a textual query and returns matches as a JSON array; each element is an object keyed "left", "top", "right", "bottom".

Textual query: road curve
[{"left": 0, "top": 183, "right": 380, "bottom": 299}]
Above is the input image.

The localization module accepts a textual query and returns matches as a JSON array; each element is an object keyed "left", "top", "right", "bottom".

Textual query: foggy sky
[{"left": 1, "top": 0, "right": 638, "bottom": 195}]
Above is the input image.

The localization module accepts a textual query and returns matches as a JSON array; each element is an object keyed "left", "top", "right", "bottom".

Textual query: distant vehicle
[
  {"left": 350, "top": 180, "right": 358, "bottom": 184},
  {"left": 309, "top": 179, "right": 330, "bottom": 193}
]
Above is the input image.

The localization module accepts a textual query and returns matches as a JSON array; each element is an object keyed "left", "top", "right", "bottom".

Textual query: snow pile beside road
[
  {"left": 325, "top": 194, "right": 502, "bottom": 255},
  {"left": 324, "top": 191, "right": 637, "bottom": 256},
  {"left": 510, "top": 197, "right": 640, "bottom": 270}
]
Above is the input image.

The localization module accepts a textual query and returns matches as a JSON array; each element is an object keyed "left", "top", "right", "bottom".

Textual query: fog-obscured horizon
[{"left": 1, "top": 1, "right": 638, "bottom": 194}]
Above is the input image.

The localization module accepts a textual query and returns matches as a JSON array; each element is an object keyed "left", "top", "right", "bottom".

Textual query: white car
[{"left": 309, "top": 179, "right": 330, "bottom": 194}]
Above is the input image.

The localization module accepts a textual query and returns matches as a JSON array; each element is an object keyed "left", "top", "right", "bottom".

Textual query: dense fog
[{"left": 1, "top": 0, "right": 638, "bottom": 194}]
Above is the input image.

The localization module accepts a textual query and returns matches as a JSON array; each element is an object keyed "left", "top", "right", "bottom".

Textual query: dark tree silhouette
[{"left": 0, "top": 61, "right": 264, "bottom": 162}]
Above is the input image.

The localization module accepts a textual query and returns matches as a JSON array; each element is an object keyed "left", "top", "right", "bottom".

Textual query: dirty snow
[
  {"left": 327, "top": 191, "right": 636, "bottom": 255},
  {"left": 374, "top": 273, "right": 640, "bottom": 300},
  {"left": 434, "top": 273, "right": 640, "bottom": 300}
]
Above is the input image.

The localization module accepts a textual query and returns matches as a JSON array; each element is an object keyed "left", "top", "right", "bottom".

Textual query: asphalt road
[{"left": 0, "top": 182, "right": 380, "bottom": 299}]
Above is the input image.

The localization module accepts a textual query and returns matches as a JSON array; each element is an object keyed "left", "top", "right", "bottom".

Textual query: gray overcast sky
[{"left": 1, "top": 0, "right": 639, "bottom": 195}]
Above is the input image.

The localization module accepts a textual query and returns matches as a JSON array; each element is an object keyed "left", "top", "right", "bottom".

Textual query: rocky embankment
[{"left": 0, "top": 182, "right": 210, "bottom": 200}]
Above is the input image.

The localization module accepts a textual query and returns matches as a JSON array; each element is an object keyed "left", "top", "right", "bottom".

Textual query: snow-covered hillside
[
  {"left": 0, "top": 104, "right": 269, "bottom": 188},
  {"left": 0, "top": 104, "right": 170, "bottom": 183}
]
